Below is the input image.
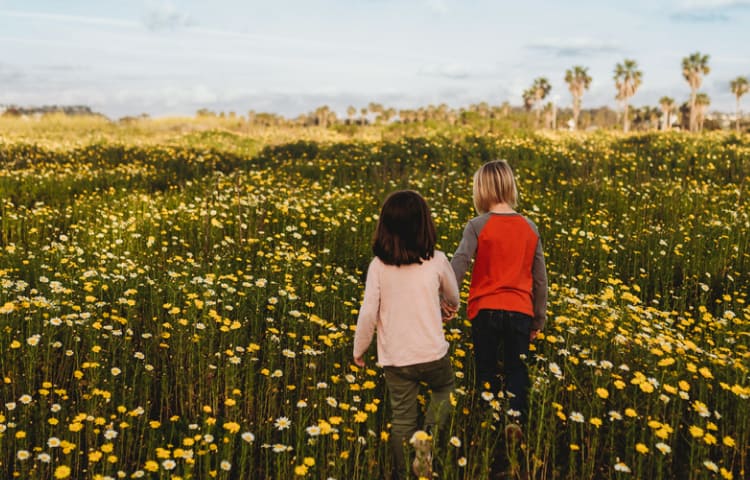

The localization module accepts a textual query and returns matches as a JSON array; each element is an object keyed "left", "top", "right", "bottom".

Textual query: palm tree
[
  {"left": 314, "top": 105, "right": 331, "bottom": 128},
  {"left": 542, "top": 102, "right": 555, "bottom": 130},
  {"left": 522, "top": 89, "right": 534, "bottom": 112},
  {"left": 346, "top": 105, "right": 356, "bottom": 124},
  {"left": 501, "top": 101, "right": 511, "bottom": 117},
  {"left": 564, "top": 66, "right": 592, "bottom": 130},
  {"left": 530, "top": 77, "right": 552, "bottom": 127},
  {"left": 682, "top": 52, "right": 710, "bottom": 132},
  {"left": 368, "top": 102, "right": 384, "bottom": 124},
  {"left": 614, "top": 59, "right": 642, "bottom": 133},
  {"left": 379, "top": 107, "right": 396, "bottom": 124},
  {"left": 659, "top": 96, "right": 675, "bottom": 131},
  {"left": 730, "top": 76, "right": 749, "bottom": 132},
  {"left": 695, "top": 93, "right": 710, "bottom": 132}
]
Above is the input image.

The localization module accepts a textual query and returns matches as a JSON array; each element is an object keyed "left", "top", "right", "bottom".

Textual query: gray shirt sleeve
[
  {"left": 531, "top": 238, "right": 548, "bottom": 330},
  {"left": 438, "top": 252, "right": 460, "bottom": 309},
  {"left": 525, "top": 218, "right": 548, "bottom": 330},
  {"left": 451, "top": 220, "right": 479, "bottom": 288}
]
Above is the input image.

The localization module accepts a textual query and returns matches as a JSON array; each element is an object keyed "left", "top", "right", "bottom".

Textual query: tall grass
[{"left": 0, "top": 130, "right": 747, "bottom": 479}]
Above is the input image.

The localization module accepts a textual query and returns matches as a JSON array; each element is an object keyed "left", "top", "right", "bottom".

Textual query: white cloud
[
  {"left": 418, "top": 63, "right": 473, "bottom": 79},
  {"left": 671, "top": 0, "right": 750, "bottom": 21},
  {"left": 142, "top": 1, "right": 194, "bottom": 31},
  {"left": 680, "top": 0, "right": 750, "bottom": 9},
  {"left": 422, "top": 0, "right": 450, "bottom": 15},
  {"left": 527, "top": 37, "right": 621, "bottom": 57},
  {"left": 0, "top": 10, "right": 137, "bottom": 28}
]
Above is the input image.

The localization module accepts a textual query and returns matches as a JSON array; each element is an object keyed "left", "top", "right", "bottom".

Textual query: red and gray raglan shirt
[{"left": 451, "top": 212, "right": 548, "bottom": 330}]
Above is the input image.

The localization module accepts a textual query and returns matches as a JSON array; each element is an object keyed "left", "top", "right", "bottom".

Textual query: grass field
[{"left": 0, "top": 118, "right": 748, "bottom": 479}]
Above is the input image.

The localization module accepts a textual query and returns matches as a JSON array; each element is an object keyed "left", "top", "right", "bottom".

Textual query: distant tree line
[
  {"left": 1, "top": 105, "right": 101, "bottom": 117},
  {"left": 523, "top": 52, "right": 748, "bottom": 133},
  {"left": 4, "top": 50, "right": 748, "bottom": 134},
  {"left": 200, "top": 51, "right": 747, "bottom": 134}
]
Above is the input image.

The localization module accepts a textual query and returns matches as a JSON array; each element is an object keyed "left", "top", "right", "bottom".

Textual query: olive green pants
[{"left": 383, "top": 354, "right": 455, "bottom": 478}]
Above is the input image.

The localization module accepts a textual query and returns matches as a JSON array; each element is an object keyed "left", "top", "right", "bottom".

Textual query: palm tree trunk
[
  {"left": 689, "top": 90, "right": 697, "bottom": 132},
  {"left": 535, "top": 106, "right": 541, "bottom": 129},
  {"left": 737, "top": 97, "right": 741, "bottom": 132},
  {"left": 623, "top": 102, "right": 630, "bottom": 133},
  {"left": 572, "top": 96, "right": 580, "bottom": 131}
]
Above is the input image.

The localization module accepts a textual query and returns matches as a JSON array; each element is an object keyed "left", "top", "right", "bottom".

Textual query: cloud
[
  {"left": 0, "top": 63, "right": 24, "bottom": 83},
  {"left": 0, "top": 10, "right": 137, "bottom": 28},
  {"left": 670, "top": 11, "right": 731, "bottom": 21},
  {"left": 680, "top": 0, "right": 750, "bottom": 8},
  {"left": 671, "top": 0, "right": 750, "bottom": 21},
  {"left": 417, "top": 63, "right": 473, "bottom": 79},
  {"left": 142, "top": 1, "right": 194, "bottom": 31},
  {"left": 526, "top": 38, "right": 621, "bottom": 57},
  {"left": 422, "top": 0, "right": 450, "bottom": 15}
]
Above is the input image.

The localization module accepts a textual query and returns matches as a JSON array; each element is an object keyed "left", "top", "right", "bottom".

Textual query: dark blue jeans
[{"left": 471, "top": 309, "right": 532, "bottom": 424}]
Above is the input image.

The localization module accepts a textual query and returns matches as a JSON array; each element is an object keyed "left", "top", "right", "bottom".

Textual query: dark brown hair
[{"left": 372, "top": 190, "right": 436, "bottom": 266}]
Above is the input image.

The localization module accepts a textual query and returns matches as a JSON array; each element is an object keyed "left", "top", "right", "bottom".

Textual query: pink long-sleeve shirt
[{"left": 353, "top": 251, "right": 460, "bottom": 367}]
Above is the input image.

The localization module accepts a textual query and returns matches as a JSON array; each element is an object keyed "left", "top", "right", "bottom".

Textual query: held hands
[
  {"left": 530, "top": 329, "right": 540, "bottom": 341},
  {"left": 353, "top": 356, "right": 365, "bottom": 367},
  {"left": 440, "top": 300, "right": 458, "bottom": 322}
]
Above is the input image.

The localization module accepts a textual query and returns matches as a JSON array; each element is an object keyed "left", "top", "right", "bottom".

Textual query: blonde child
[{"left": 451, "top": 159, "right": 548, "bottom": 439}]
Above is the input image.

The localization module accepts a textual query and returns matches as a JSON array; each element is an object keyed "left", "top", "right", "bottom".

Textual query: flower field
[{"left": 0, "top": 129, "right": 748, "bottom": 479}]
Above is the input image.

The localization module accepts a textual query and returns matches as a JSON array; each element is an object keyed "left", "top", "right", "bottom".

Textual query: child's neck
[{"left": 488, "top": 202, "right": 515, "bottom": 214}]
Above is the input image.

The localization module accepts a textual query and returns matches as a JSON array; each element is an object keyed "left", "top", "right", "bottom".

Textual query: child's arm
[
  {"left": 439, "top": 253, "right": 460, "bottom": 321},
  {"left": 353, "top": 259, "right": 380, "bottom": 365},
  {"left": 451, "top": 221, "right": 478, "bottom": 287},
  {"left": 531, "top": 239, "right": 548, "bottom": 332}
]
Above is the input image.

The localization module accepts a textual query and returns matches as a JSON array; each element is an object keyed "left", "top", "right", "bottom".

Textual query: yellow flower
[
  {"left": 411, "top": 430, "right": 431, "bottom": 442},
  {"left": 635, "top": 443, "right": 649, "bottom": 454},
  {"left": 303, "top": 457, "right": 315, "bottom": 467},
  {"left": 722, "top": 436, "right": 736, "bottom": 448},
  {"left": 720, "top": 467, "right": 734, "bottom": 479},
  {"left": 689, "top": 426, "right": 704, "bottom": 438},
  {"left": 223, "top": 421, "right": 240, "bottom": 433},
  {"left": 596, "top": 388, "right": 609, "bottom": 399},
  {"left": 657, "top": 357, "right": 675, "bottom": 367},
  {"left": 54, "top": 465, "right": 71, "bottom": 479}
]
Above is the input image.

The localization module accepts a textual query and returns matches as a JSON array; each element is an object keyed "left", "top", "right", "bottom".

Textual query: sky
[{"left": 1, "top": 0, "right": 749, "bottom": 119}]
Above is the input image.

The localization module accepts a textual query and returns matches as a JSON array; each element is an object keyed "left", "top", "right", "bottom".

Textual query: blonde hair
[{"left": 472, "top": 159, "right": 518, "bottom": 214}]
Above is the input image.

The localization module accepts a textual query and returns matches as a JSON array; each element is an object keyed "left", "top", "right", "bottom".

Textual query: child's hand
[
  {"left": 530, "top": 329, "right": 540, "bottom": 341},
  {"left": 441, "top": 300, "right": 458, "bottom": 322},
  {"left": 353, "top": 356, "right": 365, "bottom": 367}
]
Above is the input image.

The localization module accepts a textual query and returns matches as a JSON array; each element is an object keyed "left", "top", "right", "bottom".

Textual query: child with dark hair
[{"left": 354, "top": 190, "right": 459, "bottom": 479}]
